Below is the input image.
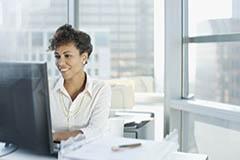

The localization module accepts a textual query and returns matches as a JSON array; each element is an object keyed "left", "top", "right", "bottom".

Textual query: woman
[{"left": 48, "top": 24, "right": 111, "bottom": 141}]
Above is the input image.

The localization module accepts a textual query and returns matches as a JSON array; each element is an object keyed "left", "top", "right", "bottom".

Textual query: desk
[
  {"left": 3, "top": 148, "right": 56, "bottom": 160},
  {"left": 3, "top": 137, "right": 207, "bottom": 160},
  {"left": 168, "top": 152, "right": 208, "bottom": 160}
]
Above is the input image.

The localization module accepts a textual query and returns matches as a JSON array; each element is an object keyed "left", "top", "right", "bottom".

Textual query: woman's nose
[{"left": 56, "top": 56, "right": 65, "bottom": 67}]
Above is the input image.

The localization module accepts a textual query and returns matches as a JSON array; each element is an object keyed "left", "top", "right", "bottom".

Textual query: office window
[
  {"left": 0, "top": 0, "right": 67, "bottom": 77},
  {"left": 188, "top": 0, "right": 234, "bottom": 36},
  {"left": 166, "top": 0, "right": 240, "bottom": 158},
  {"left": 78, "top": 0, "right": 162, "bottom": 93},
  {"left": 184, "top": 0, "right": 240, "bottom": 106},
  {"left": 32, "top": 32, "right": 43, "bottom": 47}
]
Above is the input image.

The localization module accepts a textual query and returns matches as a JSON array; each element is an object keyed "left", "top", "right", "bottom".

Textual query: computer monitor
[{"left": 0, "top": 61, "right": 54, "bottom": 156}]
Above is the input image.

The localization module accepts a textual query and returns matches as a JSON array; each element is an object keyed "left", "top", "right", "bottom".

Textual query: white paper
[{"left": 62, "top": 136, "right": 178, "bottom": 160}]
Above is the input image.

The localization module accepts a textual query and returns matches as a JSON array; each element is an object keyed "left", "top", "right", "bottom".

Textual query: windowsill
[{"left": 170, "top": 99, "right": 240, "bottom": 122}]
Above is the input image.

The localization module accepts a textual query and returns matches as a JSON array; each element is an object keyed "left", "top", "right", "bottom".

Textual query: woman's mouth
[
  {"left": 60, "top": 68, "right": 68, "bottom": 72},
  {"left": 59, "top": 68, "right": 69, "bottom": 73}
]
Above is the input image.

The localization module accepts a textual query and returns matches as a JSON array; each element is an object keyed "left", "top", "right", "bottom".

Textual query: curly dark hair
[{"left": 48, "top": 24, "right": 93, "bottom": 57}]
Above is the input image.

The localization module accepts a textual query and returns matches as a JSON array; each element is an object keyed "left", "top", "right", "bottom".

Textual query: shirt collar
[
  {"left": 84, "top": 72, "right": 93, "bottom": 97},
  {"left": 53, "top": 72, "right": 93, "bottom": 97}
]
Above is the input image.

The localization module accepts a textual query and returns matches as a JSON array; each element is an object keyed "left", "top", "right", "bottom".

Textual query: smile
[{"left": 59, "top": 68, "right": 69, "bottom": 72}]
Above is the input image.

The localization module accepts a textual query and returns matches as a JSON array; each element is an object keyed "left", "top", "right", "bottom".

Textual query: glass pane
[
  {"left": 0, "top": 0, "right": 67, "bottom": 77},
  {"left": 188, "top": 0, "right": 240, "bottom": 36},
  {"left": 182, "top": 111, "right": 240, "bottom": 159},
  {"left": 189, "top": 42, "right": 240, "bottom": 106},
  {"left": 78, "top": 0, "right": 155, "bottom": 92}
]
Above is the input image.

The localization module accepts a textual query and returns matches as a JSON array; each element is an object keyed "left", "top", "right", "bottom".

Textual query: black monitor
[{"left": 0, "top": 61, "right": 54, "bottom": 156}]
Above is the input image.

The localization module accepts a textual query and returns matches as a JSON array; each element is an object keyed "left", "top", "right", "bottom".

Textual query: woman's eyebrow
[
  {"left": 54, "top": 51, "right": 71, "bottom": 55},
  {"left": 62, "top": 51, "right": 72, "bottom": 54}
]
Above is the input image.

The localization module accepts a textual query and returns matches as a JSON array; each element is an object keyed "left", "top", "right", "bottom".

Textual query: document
[{"left": 61, "top": 135, "right": 178, "bottom": 160}]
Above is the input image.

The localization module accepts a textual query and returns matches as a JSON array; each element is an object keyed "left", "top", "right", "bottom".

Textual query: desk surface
[
  {"left": 3, "top": 136, "right": 176, "bottom": 160},
  {"left": 3, "top": 138, "right": 207, "bottom": 160},
  {"left": 169, "top": 152, "right": 208, "bottom": 160},
  {"left": 3, "top": 149, "right": 56, "bottom": 160},
  {"left": 61, "top": 136, "right": 178, "bottom": 160}
]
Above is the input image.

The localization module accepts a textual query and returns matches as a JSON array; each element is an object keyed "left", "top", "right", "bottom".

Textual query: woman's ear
[{"left": 81, "top": 52, "right": 89, "bottom": 64}]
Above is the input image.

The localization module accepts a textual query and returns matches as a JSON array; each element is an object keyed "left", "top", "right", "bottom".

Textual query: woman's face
[{"left": 54, "top": 42, "right": 88, "bottom": 80}]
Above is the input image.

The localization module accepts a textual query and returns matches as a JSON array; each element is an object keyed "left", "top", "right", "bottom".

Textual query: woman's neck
[{"left": 64, "top": 72, "right": 86, "bottom": 101}]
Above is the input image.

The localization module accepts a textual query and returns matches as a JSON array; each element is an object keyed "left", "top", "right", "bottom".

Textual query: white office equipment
[
  {"left": 108, "top": 117, "right": 125, "bottom": 137},
  {"left": 110, "top": 110, "right": 155, "bottom": 140}
]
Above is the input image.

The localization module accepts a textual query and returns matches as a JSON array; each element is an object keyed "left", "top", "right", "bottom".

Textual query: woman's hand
[{"left": 53, "top": 130, "right": 82, "bottom": 142}]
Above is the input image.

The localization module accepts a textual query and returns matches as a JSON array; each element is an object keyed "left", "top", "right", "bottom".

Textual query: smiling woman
[
  {"left": 54, "top": 42, "right": 87, "bottom": 83},
  {"left": 48, "top": 24, "right": 111, "bottom": 141}
]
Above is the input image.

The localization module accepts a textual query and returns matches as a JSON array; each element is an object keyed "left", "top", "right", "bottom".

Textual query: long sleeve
[{"left": 80, "top": 82, "right": 111, "bottom": 139}]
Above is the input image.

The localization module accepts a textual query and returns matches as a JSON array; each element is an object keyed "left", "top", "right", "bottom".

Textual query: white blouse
[{"left": 49, "top": 74, "right": 111, "bottom": 139}]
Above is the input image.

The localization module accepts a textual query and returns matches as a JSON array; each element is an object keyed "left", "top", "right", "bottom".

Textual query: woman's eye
[
  {"left": 65, "top": 54, "right": 71, "bottom": 58},
  {"left": 54, "top": 55, "right": 60, "bottom": 59}
]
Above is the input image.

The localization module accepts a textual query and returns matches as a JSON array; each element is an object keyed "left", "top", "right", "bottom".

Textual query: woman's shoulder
[
  {"left": 91, "top": 78, "right": 109, "bottom": 88},
  {"left": 87, "top": 77, "right": 110, "bottom": 93}
]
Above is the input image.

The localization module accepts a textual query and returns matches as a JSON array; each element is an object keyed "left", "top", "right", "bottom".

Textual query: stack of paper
[{"left": 60, "top": 135, "right": 178, "bottom": 160}]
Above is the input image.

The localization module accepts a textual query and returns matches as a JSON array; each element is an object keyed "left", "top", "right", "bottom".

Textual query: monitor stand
[{"left": 0, "top": 142, "right": 18, "bottom": 157}]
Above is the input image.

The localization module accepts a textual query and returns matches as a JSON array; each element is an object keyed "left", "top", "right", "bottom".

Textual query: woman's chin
[{"left": 61, "top": 73, "right": 70, "bottom": 80}]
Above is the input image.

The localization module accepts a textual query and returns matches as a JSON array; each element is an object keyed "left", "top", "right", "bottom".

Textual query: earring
[{"left": 83, "top": 61, "right": 87, "bottom": 65}]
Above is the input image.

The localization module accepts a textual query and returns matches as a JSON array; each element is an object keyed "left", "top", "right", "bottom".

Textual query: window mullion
[
  {"left": 186, "top": 33, "right": 240, "bottom": 43},
  {"left": 182, "top": 0, "right": 192, "bottom": 99},
  {"left": 67, "top": 0, "right": 79, "bottom": 28}
]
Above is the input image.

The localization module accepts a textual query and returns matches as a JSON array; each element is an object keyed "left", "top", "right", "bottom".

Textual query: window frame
[{"left": 165, "top": 0, "right": 240, "bottom": 149}]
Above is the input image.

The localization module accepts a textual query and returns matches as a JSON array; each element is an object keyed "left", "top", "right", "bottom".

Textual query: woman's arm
[
  {"left": 80, "top": 83, "right": 111, "bottom": 139},
  {"left": 53, "top": 130, "right": 83, "bottom": 141}
]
